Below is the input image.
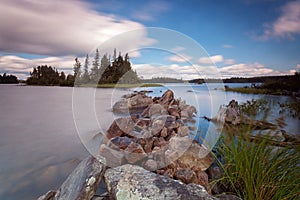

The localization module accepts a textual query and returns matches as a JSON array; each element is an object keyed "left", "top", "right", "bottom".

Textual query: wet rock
[
  {"left": 165, "top": 136, "right": 214, "bottom": 171},
  {"left": 104, "top": 164, "right": 217, "bottom": 200},
  {"left": 175, "top": 168, "right": 197, "bottom": 184},
  {"left": 106, "top": 117, "right": 135, "bottom": 139},
  {"left": 53, "top": 156, "right": 106, "bottom": 200},
  {"left": 99, "top": 144, "right": 125, "bottom": 168},
  {"left": 124, "top": 142, "right": 147, "bottom": 164}
]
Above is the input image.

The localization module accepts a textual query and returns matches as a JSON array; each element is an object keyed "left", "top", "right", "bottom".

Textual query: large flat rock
[{"left": 104, "top": 164, "right": 217, "bottom": 200}]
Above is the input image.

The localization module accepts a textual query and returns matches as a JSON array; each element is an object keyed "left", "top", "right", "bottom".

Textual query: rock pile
[
  {"left": 39, "top": 90, "right": 240, "bottom": 200},
  {"left": 99, "top": 90, "right": 214, "bottom": 188}
]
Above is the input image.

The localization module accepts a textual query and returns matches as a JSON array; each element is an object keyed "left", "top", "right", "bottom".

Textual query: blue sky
[{"left": 0, "top": 0, "right": 299, "bottom": 79}]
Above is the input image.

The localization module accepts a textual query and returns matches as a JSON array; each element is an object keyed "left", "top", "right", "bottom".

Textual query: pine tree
[
  {"left": 73, "top": 57, "right": 81, "bottom": 79},
  {"left": 91, "top": 49, "right": 100, "bottom": 82},
  {"left": 82, "top": 54, "right": 90, "bottom": 83}
]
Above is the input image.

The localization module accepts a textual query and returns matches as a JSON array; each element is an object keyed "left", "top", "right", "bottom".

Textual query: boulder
[
  {"left": 38, "top": 156, "right": 106, "bottom": 200},
  {"left": 113, "top": 93, "right": 153, "bottom": 114},
  {"left": 174, "top": 168, "right": 197, "bottom": 184},
  {"left": 108, "top": 136, "right": 133, "bottom": 150},
  {"left": 104, "top": 164, "right": 218, "bottom": 200},
  {"left": 158, "top": 89, "right": 174, "bottom": 104},
  {"left": 178, "top": 126, "right": 189, "bottom": 137},
  {"left": 165, "top": 136, "right": 214, "bottom": 171},
  {"left": 124, "top": 142, "right": 147, "bottom": 164},
  {"left": 99, "top": 144, "right": 125, "bottom": 168},
  {"left": 106, "top": 117, "right": 135, "bottom": 139}
]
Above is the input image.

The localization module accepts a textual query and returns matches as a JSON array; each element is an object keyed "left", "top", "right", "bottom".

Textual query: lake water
[{"left": 0, "top": 83, "right": 299, "bottom": 200}]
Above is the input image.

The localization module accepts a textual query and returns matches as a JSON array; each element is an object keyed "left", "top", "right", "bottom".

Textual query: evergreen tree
[
  {"left": 73, "top": 57, "right": 81, "bottom": 79},
  {"left": 91, "top": 49, "right": 100, "bottom": 82},
  {"left": 82, "top": 54, "right": 90, "bottom": 83}
]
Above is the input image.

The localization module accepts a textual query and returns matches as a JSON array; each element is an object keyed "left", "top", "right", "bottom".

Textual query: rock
[
  {"left": 37, "top": 191, "right": 56, "bottom": 200},
  {"left": 48, "top": 156, "right": 106, "bottom": 200},
  {"left": 216, "top": 194, "right": 242, "bottom": 200},
  {"left": 144, "top": 159, "right": 158, "bottom": 171},
  {"left": 158, "top": 90, "right": 174, "bottom": 104},
  {"left": 99, "top": 144, "right": 125, "bottom": 168},
  {"left": 149, "top": 103, "right": 168, "bottom": 117},
  {"left": 178, "top": 126, "right": 189, "bottom": 137},
  {"left": 181, "top": 105, "right": 197, "bottom": 118},
  {"left": 112, "top": 99, "right": 129, "bottom": 114},
  {"left": 160, "top": 127, "right": 168, "bottom": 137},
  {"left": 165, "top": 136, "right": 214, "bottom": 171},
  {"left": 108, "top": 136, "right": 133, "bottom": 150},
  {"left": 174, "top": 168, "right": 197, "bottom": 184},
  {"left": 104, "top": 164, "right": 218, "bottom": 200},
  {"left": 106, "top": 117, "right": 135, "bottom": 139},
  {"left": 113, "top": 93, "right": 153, "bottom": 114},
  {"left": 124, "top": 142, "right": 147, "bottom": 164},
  {"left": 168, "top": 105, "right": 180, "bottom": 119}
]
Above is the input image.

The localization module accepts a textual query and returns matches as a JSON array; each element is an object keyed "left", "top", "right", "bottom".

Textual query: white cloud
[
  {"left": 132, "top": 62, "right": 294, "bottom": 80},
  {"left": 198, "top": 55, "right": 224, "bottom": 64},
  {"left": 0, "top": 55, "right": 78, "bottom": 80},
  {"left": 219, "top": 62, "right": 292, "bottom": 78},
  {"left": 0, "top": 0, "right": 154, "bottom": 56},
  {"left": 167, "top": 54, "right": 192, "bottom": 63},
  {"left": 224, "top": 59, "right": 235, "bottom": 65},
  {"left": 222, "top": 44, "right": 233, "bottom": 48},
  {"left": 259, "top": 1, "right": 300, "bottom": 39},
  {"left": 171, "top": 46, "right": 186, "bottom": 52}
]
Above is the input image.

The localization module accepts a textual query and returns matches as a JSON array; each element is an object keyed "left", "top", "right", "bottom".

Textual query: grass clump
[{"left": 215, "top": 134, "right": 300, "bottom": 200}]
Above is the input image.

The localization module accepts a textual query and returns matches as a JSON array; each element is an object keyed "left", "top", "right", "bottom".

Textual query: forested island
[
  {"left": 26, "top": 49, "right": 139, "bottom": 87},
  {"left": 0, "top": 73, "right": 18, "bottom": 84}
]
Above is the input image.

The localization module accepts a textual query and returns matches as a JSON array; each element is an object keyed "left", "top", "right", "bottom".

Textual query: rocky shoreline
[{"left": 38, "top": 90, "right": 240, "bottom": 200}]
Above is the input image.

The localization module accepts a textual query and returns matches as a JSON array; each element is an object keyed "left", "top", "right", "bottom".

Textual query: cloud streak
[
  {"left": 0, "top": 0, "right": 152, "bottom": 56},
  {"left": 259, "top": 0, "right": 300, "bottom": 39}
]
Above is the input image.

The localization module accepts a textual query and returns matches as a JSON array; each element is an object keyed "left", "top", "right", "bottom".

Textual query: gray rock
[
  {"left": 38, "top": 156, "right": 106, "bottom": 200},
  {"left": 104, "top": 164, "right": 217, "bottom": 200}
]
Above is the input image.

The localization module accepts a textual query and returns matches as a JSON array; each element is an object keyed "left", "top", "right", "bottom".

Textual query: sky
[{"left": 0, "top": 0, "right": 300, "bottom": 80}]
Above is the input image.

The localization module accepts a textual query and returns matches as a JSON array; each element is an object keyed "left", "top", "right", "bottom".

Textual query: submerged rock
[{"left": 104, "top": 164, "right": 217, "bottom": 200}]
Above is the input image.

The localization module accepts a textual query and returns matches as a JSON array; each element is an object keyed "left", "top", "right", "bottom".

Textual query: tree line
[
  {"left": 26, "top": 49, "right": 139, "bottom": 86},
  {"left": 0, "top": 73, "right": 18, "bottom": 84}
]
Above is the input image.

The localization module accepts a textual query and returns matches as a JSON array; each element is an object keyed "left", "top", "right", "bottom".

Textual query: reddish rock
[
  {"left": 168, "top": 106, "right": 180, "bottom": 119},
  {"left": 160, "top": 127, "right": 168, "bottom": 138},
  {"left": 124, "top": 142, "right": 147, "bottom": 164},
  {"left": 106, "top": 117, "right": 135, "bottom": 139},
  {"left": 178, "top": 126, "right": 189, "bottom": 137},
  {"left": 158, "top": 90, "right": 174, "bottom": 104},
  {"left": 175, "top": 168, "right": 197, "bottom": 184},
  {"left": 108, "top": 136, "right": 133, "bottom": 150},
  {"left": 143, "top": 159, "right": 158, "bottom": 171},
  {"left": 165, "top": 136, "right": 214, "bottom": 171},
  {"left": 99, "top": 144, "right": 125, "bottom": 168}
]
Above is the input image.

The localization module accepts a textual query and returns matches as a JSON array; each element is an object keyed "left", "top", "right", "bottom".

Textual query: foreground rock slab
[
  {"left": 38, "top": 155, "right": 106, "bottom": 200},
  {"left": 104, "top": 164, "right": 217, "bottom": 200}
]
